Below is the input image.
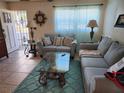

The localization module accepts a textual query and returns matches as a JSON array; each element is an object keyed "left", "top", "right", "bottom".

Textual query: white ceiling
[
  {"left": 3, "top": 0, "right": 20, "bottom": 1},
  {"left": 1, "top": 0, "right": 46, "bottom": 2}
]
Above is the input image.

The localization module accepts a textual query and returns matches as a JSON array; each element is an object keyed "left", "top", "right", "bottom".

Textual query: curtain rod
[{"left": 53, "top": 3, "right": 103, "bottom": 7}]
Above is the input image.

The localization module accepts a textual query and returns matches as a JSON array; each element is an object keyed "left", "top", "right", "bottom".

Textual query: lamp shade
[
  {"left": 27, "top": 21, "right": 37, "bottom": 28},
  {"left": 87, "top": 20, "right": 98, "bottom": 28}
]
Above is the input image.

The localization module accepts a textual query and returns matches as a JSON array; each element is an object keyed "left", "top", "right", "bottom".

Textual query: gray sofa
[
  {"left": 79, "top": 37, "right": 124, "bottom": 93},
  {"left": 37, "top": 34, "right": 77, "bottom": 58}
]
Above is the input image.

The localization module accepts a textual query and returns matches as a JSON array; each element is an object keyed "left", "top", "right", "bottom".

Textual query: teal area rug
[{"left": 13, "top": 60, "right": 84, "bottom": 93}]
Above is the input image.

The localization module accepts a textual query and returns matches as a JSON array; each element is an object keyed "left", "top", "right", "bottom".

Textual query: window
[{"left": 54, "top": 6, "right": 100, "bottom": 42}]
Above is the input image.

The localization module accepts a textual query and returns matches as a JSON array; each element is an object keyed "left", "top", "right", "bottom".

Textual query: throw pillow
[
  {"left": 107, "top": 57, "right": 124, "bottom": 73},
  {"left": 42, "top": 37, "right": 52, "bottom": 46},
  {"left": 104, "top": 57, "right": 124, "bottom": 87},
  {"left": 53, "top": 37, "right": 64, "bottom": 46},
  {"left": 63, "top": 37, "right": 74, "bottom": 46},
  {"left": 97, "top": 37, "right": 112, "bottom": 56},
  {"left": 44, "top": 34, "right": 59, "bottom": 43},
  {"left": 104, "top": 42, "right": 124, "bottom": 66}
]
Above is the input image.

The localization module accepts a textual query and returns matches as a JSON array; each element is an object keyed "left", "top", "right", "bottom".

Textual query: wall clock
[{"left": 34, "top": 11, "right": 47, "bottom": 26}]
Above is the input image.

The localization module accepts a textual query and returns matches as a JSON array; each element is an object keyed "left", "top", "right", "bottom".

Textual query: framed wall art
[{"left": 114, "top": 14, "right": 124, "bottom": 28}]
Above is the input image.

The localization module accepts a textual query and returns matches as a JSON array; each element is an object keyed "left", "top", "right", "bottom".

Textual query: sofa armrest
[
  {"left": 91, "top": 75, "right": 122, "bottom": 93},
  {"left": 70, "top": 43, "right": 77, "bottom": 57},
  {"left": 37, "top": 41, "right": 44, "bottom": 55},
  {"left": 71, "top": 40, "right": 77, "bottom": 44},
  {"left": 80, "top": 42, "right": 99, "bottom": 50}
]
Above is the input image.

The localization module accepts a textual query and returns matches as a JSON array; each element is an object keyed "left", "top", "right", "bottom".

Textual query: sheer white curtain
[{"left": 54, "top": 5, "right": 100, "bottom": 42}]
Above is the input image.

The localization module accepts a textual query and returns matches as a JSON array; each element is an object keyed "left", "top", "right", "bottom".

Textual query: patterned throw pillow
[
  {"left": 104, "top": 42, "right": 124, "bottom": 66},
  {"left": 42, "top": 37, "right": 52, "bottom": 46},
  {"left": 63, "top": 37, "right": 73, "bottom": 46},
  {"left": 104, "top": 57, "right": 124, "bottom": 89},
  {"left": 53, "top": 37, "right": 64, "bottom": 46},
  {"left": 107, "top": 57, "right": 124, "bottom": 73},
  {"left": 98, "top": 37, "right": 112, "bottom": 56}
]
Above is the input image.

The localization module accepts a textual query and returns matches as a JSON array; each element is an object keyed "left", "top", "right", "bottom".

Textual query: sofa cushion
[
  {"left": 44, "top": 46, "right": 70, "bottom": 52},
  {"left": 53, "top": 37, "right": 64, "bottom": 46},
  {"left": 44, "top": 46, "right": 57, "bottom": 52},
  {"left": 56, "top": 46, "right": 70, "bottom": 52},
  {"left": 97, "top": 37, "right": 112, "bottom": 56},
  {"left": 107, "top": 57, "right": 124, "bottom": 73},
  {"left": 42, "top": 37, "right": 52, "bottom": 46},
  {"left": 104, "top": 42, "right": 124, "bottom": 66},
  {"left": 79, "top": 50, "right": 101, "bottom": 58},
  {"left": 63, "top": 37, "right": 74, "bottom": 46},
  {"left": 83, "top": 67, "right": 107, "bottom": 93},
  {"left": 81, "top": 57, "right": 109, "bottom": 68}
]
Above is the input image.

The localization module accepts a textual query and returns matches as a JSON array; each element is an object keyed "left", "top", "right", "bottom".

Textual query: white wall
[
  {"left": 103, "top": 0, "right": 124, "bottom": 44},
  {"left": 8, "top": 0, "right": 106, "bottom": 41}
]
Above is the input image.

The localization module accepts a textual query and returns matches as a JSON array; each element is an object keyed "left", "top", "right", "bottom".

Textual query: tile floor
[{"left": 0, "top": 49, "right": 41, "bottom": 93}]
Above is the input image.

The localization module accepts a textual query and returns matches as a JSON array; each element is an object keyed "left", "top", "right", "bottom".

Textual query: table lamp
[
  {"left": 27, "top": 21, "right": 37, "bottom": 42},
  {"left": 87, "top": 20, "right": 98, "bottom": 41}
]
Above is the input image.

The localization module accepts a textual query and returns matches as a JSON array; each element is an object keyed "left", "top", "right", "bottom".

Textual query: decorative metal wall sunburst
[{"left": 33, "top": 11, "right": 47, "bottom": 26}]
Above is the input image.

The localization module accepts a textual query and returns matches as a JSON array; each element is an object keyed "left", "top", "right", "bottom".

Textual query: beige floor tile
[
  {"left": 1, "top": 64, "right": 22, "bottom": 72},
  {"left": 4, "top": 72, "right": 28, "bottom": 85},
  {"left": 1, "top": 58, "right": 20, "bottom": 63},
  {"left": 0, "top": 64, "right": 9, "bottom": 71},
  {"left": 0, "top": 72, "right": 12, "bottom": 83},
  {"left": 18, "top": 64, "right": 36, "bottom": 73},
  {"left": 0, "top": 49, "right": 41, "bottom": 92},
  {"left": 23, "top": 59, "right": 40, "bottom": 65},
  {"left": 0, "top": 84, "right": 17, "bottom": 93}
]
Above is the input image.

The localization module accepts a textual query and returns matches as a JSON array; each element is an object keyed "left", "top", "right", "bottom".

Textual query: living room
[{"left": 0, "top": 0, "right": 124, "bottom": 93}]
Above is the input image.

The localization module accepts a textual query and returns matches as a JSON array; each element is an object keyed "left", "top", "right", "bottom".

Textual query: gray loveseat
[
  {"left": 79, "top": 37, "right": 124, "bottom": 93},
  {"left": 37, "top": 34, "right": 77, "bottom": 58}
]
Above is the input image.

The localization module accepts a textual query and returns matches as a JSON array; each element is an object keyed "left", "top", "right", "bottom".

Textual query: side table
[{"left": 24, "top": 40, "right": 37, "bottom": 57}]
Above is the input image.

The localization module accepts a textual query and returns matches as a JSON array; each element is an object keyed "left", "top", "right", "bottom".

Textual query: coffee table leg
[
  {"left": 59, "top": 73, "right": 65, "bottom": 87},
  {"left": 39, "top": 71, "right": 47, "bottom": 86}
]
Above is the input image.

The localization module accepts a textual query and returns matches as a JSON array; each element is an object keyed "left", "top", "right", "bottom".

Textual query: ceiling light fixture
[{"left": 48, "top": 0, "right": 53, "bottom": 2}]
